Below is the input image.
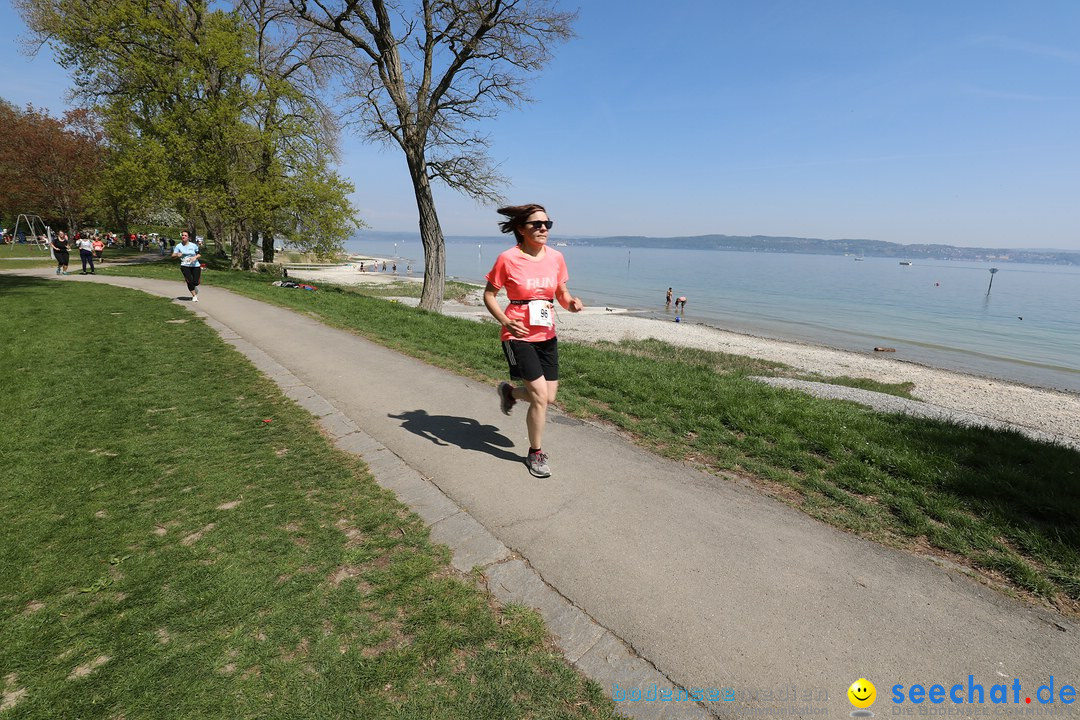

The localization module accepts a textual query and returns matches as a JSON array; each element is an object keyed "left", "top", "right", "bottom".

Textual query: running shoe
[
  {"left": 498, "top": 382, "right": 516, "bottom": 415},
  {"left": 192, "top": 296, "right": 199, "bottom": 302},
  {"left": 526, "top": 450, "right": 551, "bottom": 478}
]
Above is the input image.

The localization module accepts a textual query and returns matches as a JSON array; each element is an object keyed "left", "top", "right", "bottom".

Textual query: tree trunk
[
  {"left": 261, "top": 230, "right": 274, "bottom": 263},
  {"left": 230, "top": 221, "right": 253, "bottom": 270},
  {"left": 201, "top": 211, "right": 226, "bottom": 258},
  {"left": 407, "top": 151, "right": 445, "bottom": 312}
]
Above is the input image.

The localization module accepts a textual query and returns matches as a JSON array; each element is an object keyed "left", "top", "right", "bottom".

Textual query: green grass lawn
[
  {"left": 0, "top": 243, "right": 54, "bottom": 269},
  {"left": 0, "top": 244, "right": 51, "bottom": 258},
  {"left": 0, "top": 258, "right": 56, "bottom": 270},
  {"left": 0, "top": 276, "right": 618, "bottom": 719},
  {"left": 95, "top": 263, "right": 1080, "bottom": 613}
]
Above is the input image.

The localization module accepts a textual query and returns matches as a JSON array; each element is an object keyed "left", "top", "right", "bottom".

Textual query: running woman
[
  {"left": 483, "top": 204, "right": 584, "bottom": 478},
  {"left": 74, "top": 233, "right": 95, "bottom": 274},
  {"left": 51, "top": 231, "right": 70, "bottom": 275},
  {"left": 171, "top": 231, "right": 202, "bottom": 301}
]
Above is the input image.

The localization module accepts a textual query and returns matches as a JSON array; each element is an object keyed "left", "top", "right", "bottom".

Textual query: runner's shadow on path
[{"left": 389, "top": 409, "right": 520, "bottom": 462}]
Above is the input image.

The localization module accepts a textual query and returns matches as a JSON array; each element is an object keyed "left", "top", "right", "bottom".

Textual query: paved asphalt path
[{"left": 9, "top": 268, "right": 1078, "bottom": 719}]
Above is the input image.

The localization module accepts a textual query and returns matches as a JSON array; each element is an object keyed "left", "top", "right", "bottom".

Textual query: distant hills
[
  {"left": 354, "top": 230, "right": 1080, "bottom": 265},
  {"left": 565, "top": 234, "right": 1080, "bottom": 265}
]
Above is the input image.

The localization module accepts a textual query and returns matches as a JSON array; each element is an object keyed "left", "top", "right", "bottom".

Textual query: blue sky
[{"left": 3, "top": 0, "right": 1079, "bottom": 249}]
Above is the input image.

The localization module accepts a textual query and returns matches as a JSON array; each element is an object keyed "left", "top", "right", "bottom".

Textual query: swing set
[{"left": 5, "top": 214, "right": 53, "bottom": 250}]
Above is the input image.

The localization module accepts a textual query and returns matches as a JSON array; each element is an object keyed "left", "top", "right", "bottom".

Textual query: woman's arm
[
  {"left": 483, "top": 282, "right": 529, "bottom": 338},
  {"left": 555, "top": 282, "right": 583, "bottom": 312}
]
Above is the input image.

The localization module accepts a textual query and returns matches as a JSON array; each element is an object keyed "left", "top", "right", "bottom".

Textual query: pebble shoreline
[{"left": 290, "top": 263, "right": 1080, "bottom": 450}]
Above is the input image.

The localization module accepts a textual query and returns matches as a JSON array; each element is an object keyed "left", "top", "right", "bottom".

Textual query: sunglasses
[{"left": 524, "top": 220, "right": 553, "bottom": 230}]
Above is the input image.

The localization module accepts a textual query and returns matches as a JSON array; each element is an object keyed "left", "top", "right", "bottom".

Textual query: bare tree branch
[{"left": 287, "top": 0, "right": 576, "bottom": 310}]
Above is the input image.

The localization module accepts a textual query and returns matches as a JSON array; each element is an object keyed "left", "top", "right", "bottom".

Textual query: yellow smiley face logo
[{"left": 848, "top": 678, "right": 876, "bottom": 709}]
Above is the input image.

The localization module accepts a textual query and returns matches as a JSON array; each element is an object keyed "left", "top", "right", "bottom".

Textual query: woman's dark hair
[{"left": 497, "top": 203, "right": 546, "bottom": 244}]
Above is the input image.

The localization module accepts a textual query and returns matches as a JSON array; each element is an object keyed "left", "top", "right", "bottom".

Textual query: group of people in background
[
  {"left": 47, "top": 231, "right": 103, "bottom": 275},
  {"left": 665, "top": 287, "right": 687, "bottom": 315},
  {"left": 358, "top": 260, "right": 401, "bottom": 274},
  {"left": 3, "top": 227, "right": 174, "bottom": 253},
  {"left": 38, "top": 226, "right": 199, "bottom": 287}
]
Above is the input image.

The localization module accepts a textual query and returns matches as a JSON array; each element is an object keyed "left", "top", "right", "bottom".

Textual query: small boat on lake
[{"left": 899, "top": 260, "right": 912, "bottom": 266}]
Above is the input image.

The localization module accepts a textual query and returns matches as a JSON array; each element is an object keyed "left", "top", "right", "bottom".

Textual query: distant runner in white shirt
[{"left": 171, "top": 231, "right": 202, "bottom": 302}]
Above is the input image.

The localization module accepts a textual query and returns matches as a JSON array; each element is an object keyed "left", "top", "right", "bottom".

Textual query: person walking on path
[
  {"left": 51, "top": 231, "right": 70, "bottom": 275},
  {"left": 483, "top": 203, "right": 584, "bottom": 478},
  {"left": 74, "top": 233, "right": 95, "bottom": 274},
  {"left": 171, "top": 231, "right": 202, "bottom": 302}
]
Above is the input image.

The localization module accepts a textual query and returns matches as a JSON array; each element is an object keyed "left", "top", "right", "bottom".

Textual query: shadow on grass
[
  {"left": 0, "top": 274, "right": 54, "bottom": 292},
  {"left": 900, "top": 417, "right": 1080, "bottom": 567},
  {"left": 752, "top": 388, "right": 1080, "bottom": 600},
  {"left": 388, "top": 409, "right": 520, "bottom": 462}
]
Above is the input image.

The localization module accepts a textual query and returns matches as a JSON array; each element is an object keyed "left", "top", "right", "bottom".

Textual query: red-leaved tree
[{"left": 0, "top": 100, "right": 104, "bottom": 232}]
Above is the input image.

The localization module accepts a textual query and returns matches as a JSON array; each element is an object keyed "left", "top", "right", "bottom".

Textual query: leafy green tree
[
  {"left": 90, "top": 117, "right": 173, "bottom": 237},
  {"left": 237, "top": 0, "right": 360, "bottom": 262},
  {"left": 289, "top": 0, "right": 575, "bottom": 310},
  {"left": 17, "top": 0, "right": 358, "bottom": 268}
]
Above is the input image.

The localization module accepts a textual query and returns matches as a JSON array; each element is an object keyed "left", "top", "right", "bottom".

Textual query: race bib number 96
[{"left": 528, "top": 300, "right": 553, "bottom": 327}]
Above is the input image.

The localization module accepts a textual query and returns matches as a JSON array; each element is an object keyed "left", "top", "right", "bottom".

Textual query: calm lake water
[{"left": 346, "top": 235, "right": 1080, "bottom": 393}]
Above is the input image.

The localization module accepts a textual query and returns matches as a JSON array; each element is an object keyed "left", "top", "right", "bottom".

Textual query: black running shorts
[{"left": 502, "top": 337, "right": 559, "bottom": 382}]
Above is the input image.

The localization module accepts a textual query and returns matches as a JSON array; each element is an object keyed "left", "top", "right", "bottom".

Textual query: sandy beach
[{"left": 288, "top": 260, "right": 1080, "bottom": 448}]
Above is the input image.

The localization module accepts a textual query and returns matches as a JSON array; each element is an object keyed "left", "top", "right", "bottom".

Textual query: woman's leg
[
  {"left": 181, "top": 266, "right": 197, "bottom": 297},
  {"left": 514, "top": 378, "right": 559, "bottom": 451}
]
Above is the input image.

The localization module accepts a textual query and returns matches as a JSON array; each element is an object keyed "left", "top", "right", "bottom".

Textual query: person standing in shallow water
[{"left": 483, "top": 204, "right": 584, "bottom": 478}]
